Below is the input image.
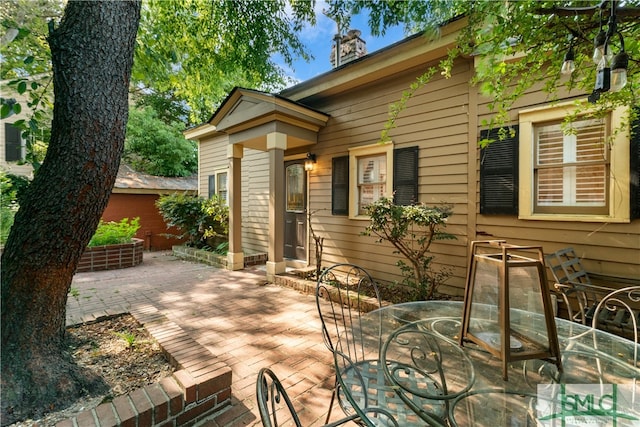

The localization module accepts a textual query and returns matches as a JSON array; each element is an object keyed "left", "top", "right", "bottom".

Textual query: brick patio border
[{"left": 56, "top": 304, "right": 231, "bottom": 427}]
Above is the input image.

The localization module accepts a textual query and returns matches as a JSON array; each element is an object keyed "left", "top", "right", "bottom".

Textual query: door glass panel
[{"left": 286, "top": 164, "right": 304, "bottom": 212}]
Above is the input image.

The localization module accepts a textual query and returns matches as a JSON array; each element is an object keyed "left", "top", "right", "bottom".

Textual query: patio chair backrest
[
  {"left": 315, "top": 263, "right": 382, "bottom": 363},
  {"left": 591, "top": 286, "right": 640, "bottom": 361},
  {"left": 545, "top": 247, "right": 600, "bottom": 324},
  {"left": 256, "top": 368, "right": 303, "bottom": 427},
  {"left": 545, "top": 247, "right": 591, "bottom": 286}
]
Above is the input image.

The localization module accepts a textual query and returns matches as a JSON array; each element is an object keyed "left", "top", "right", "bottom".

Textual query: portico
[{"left": 188, "top": 88, "right": 329, "bottom": 280}]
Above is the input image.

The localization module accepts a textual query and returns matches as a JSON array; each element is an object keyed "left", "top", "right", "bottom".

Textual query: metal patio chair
[
  {"left": 591, "top": 286, "right": 640, "bottom": 360},
  {"left": 256, "top": 367, "right": 359, "bottom": 427},
  {"left": 315, "top": 263, "right": 448, "bottom": 426},
  {"left": 315, "top": 263, "right": 383, "bottom": 424},
  {"left": 545, "top": 247, "right": 611, "bottom": 325}
]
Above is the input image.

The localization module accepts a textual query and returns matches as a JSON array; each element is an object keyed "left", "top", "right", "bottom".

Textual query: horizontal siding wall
[
  {"left": 198, "top": 135, "right": 229, "bottom": 196},
  {"left": 304, "top": 59, "right": 474, "bottom": 295},
  {"left": 475, "top": 77, "right": 640, "bottom": 282},
  {"left": 241, "top": 148, "right": 269, "bottom": 255},
  {"left": 199, "top": 136, "right": 269, "bottom": 256}
]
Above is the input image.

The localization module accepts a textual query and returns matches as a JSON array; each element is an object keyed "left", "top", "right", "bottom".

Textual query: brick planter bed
[
  {"left": 77, "top": 238, "right": 144, "bottom": 273},
  {"left": 56, "top": 305, "right": 232, "bottom": 427}
]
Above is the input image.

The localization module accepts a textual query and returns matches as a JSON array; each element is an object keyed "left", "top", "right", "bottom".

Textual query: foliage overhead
[
  {"left": 2, "top": 0, "right": 318, "bottom": 167},
  {"left": 133, "top": 0, "right": 316, "bottom": 124},
  {"left": 0, "top": 0, "right": 62, "bottom": 80},
  {"left": 124, "top": 107, "right": 197, "bottom": 177},
  {"left": 329, "top": 0, "right": 639, "bottom": 140}
]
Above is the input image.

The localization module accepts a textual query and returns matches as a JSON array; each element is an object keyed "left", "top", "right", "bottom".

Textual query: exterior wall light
[{"left": 304, "top": 153, "right": 316, "bottom": 171}]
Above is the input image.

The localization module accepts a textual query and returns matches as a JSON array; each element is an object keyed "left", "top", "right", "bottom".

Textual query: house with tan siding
[{"left": 185, "top": 17, "right": 639, "bottom": 295}]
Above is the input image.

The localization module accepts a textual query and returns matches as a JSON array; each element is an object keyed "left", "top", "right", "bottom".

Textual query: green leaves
[
  {"left": 360, "top": 0, "right": 639, "bottom": 139},
  {"left": 88, "top": 218, "right": 141, "bottom": 247},
  {"left": 362, "top": 197, "right": 455, "bottom": 300},
  {"left": 124, "top": 107, "right": 196, "bottom": 177},
  {"left": 156, "top": 194, "right": 229, "bottom": 247},
  {"left": 133, "top": 0, "right": 316, "bottom": 124}
]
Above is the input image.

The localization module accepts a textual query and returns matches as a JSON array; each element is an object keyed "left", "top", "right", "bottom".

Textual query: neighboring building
[
  {"left": 103, "top": 164, "right": 197, "bottom": 251},
  {"left": 0, "top": 108, "right": 196, "bottom": 251},
  {"left": 1, "top": 83, "right": 197, "bottom": 251},
  {"left": 0, "top": 91, "right": 35, "bottom": 178},
  {"left": 192, "top": 18, "right": 639, "bottom": 292}
]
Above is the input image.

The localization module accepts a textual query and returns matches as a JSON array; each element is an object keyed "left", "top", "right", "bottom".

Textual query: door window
[{"left": 286, "top": 164, "right": 304, "bottom": 212}]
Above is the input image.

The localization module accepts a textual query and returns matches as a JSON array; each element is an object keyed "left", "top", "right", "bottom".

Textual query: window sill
[
  {"left": 518, "top": 214, "right": 631, "bottom": 223},
  {"left": 348, "top": 215, "right": 372, "bottom": 221}
]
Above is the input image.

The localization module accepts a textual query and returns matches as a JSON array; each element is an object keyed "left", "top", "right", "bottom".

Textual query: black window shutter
[
  {"left": 208, "top": 175, "right": 215, "bottom": 198},
  {"left": 393, "top": 146, "right": 418, "bottom": 205},
  {"left": 631, "top": 110, "right": 640, "bottom": 219},
  {"left": 480, "top": 126, "right": 519, "bottom": 215},
  {"left": 332, "top": 156, "right": 349, "bottom": 215},
  {"left": 4, "top": 123, "right": 22, "bottom": 162}
]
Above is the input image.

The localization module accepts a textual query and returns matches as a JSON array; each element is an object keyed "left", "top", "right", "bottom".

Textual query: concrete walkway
[{"left": 68, "top": 251, "right": 349, "bottom": 426}]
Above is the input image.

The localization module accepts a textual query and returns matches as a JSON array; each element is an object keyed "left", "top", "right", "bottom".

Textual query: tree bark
[{"left": 1, "top": 1, "right": 140, "bottom": 423}]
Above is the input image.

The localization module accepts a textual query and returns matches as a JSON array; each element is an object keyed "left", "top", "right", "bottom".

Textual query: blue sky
[{"left": 275, "top": 3, "right": 407, "bottom": 85}]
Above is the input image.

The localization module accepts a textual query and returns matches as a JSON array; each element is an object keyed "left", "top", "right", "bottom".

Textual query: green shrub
[
  {"left": 0, "top": 172, "right": 19, "bottom": 245},
  {"left": 155, "top": 193, "right": 228, "bottom": 249},
  {"left": 362, "top": 197, "right": 456, "bottom": 300},
  {"left": 88, "top": 217, "right": 140, "bottom": 247}
]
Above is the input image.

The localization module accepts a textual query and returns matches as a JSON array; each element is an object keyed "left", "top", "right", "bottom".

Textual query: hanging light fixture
[
  {"left": 592, "top": 30, "right": 607, "bottom": 64},
  {"left": 592, "top": 5, "right": 607, "bottom": 65},
  {"left": 589, "top": 0, "right": 628, "bottom": 101},
  {"left": 610, "top": 46, "right": 628, "bottom": 93},
  {"left": 541, "top": 0, "right": 634, "bottom": 102},
  {"left": 561, "top": 44, "right": 576, "bottom": 75}
]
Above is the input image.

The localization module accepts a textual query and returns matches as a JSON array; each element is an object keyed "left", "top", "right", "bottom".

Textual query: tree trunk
[{"left": 1, "top": 1, "right": 140, "bottom": 423}]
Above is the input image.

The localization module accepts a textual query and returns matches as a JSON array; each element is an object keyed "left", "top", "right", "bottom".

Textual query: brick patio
[{"left": 66, "top": 251, "right": 351, "bottom": 426}]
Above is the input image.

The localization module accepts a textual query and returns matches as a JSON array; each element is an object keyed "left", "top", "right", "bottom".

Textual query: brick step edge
[{"left": 56, "top": 305, "right": 232, "bottom": 427}]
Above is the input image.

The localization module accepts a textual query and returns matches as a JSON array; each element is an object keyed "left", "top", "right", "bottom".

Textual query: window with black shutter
[
  {"left": 480, "top": 126, "right": 519, "bottom": 215},
  {"left": 332, "top": 156, "right": 349, "bottom": 215},
  {"left": 393, "top": 146, "right": 418, "bottom": 205},
  {"left": 4, "top": 123, "right": 22, "bottom": 162}
]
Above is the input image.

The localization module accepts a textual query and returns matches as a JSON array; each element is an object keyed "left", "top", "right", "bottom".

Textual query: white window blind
[
  {"left": 535, "top": 119, "right": 608, "bottom": 210},
  {"left": 217, "top": 172, "right": 228, "bottom": 204},
  {"left": 357, "top": 154, "right": 387, "bottom": 215}
]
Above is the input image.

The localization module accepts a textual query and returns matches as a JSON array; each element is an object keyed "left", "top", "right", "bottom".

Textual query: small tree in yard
[{"left": 362, "top": 197, "right": 455, "bottom": 300}]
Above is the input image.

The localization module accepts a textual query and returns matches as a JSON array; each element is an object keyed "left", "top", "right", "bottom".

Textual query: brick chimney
[{"left": 330, "top": 29, "right": 367, "bottom": 68}]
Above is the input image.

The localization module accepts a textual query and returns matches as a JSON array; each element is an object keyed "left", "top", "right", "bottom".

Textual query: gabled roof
[
  {"left": 113, "top": 163, "right": 197, "bottom": 195},
  {"left": 208, "top": 87, "right": 330, "bottom": 134},
  {"left": 184, "top": 16, "right": 466, "bottom": 141}
]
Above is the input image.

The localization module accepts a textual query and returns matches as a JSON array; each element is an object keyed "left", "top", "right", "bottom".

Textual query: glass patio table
[{"left": 333, "top": 301, "right": 640, "bottom": 426}]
